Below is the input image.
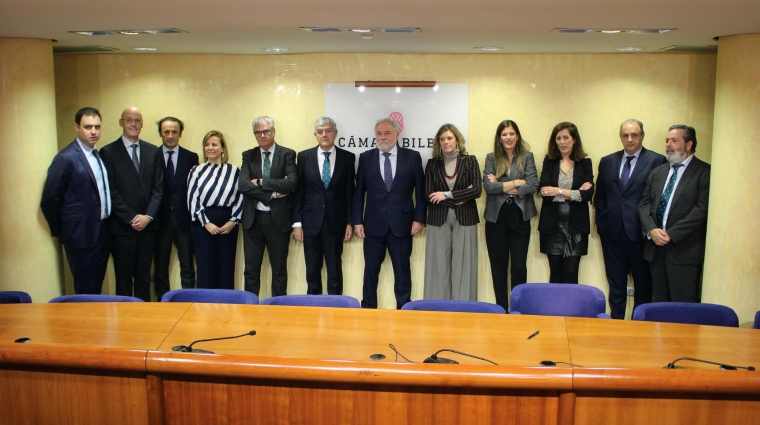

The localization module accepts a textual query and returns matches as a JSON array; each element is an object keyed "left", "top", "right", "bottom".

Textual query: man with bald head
[{"left": 100, "top": 106, "right": 163, "bottom": 301}]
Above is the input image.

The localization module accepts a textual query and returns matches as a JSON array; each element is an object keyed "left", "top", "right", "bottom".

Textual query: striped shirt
[{"left": 187, "top": 162, "right": 244, "bottom": 225}]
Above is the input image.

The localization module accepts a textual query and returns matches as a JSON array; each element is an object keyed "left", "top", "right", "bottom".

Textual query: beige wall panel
[{"left": 51, "top": 52, "right": 717, "bottom": 310}]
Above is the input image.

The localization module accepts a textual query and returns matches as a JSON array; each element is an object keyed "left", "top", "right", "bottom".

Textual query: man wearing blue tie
[
  {"left": 352, "top": 118, "right": 426, "bottom": 309},
  {"left": 41, "top": 107, "right": 112, "bottom": 294},
  {"left": 639, "top": 125, "right": 711, "bottom": 303},
  {"left": 595, "top": 120, "right": 666, "bottom": 318}
]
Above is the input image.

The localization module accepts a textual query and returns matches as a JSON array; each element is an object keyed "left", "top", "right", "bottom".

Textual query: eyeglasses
[
  {"left": 120, "top": 118, "right": 143, "bottom": 125},
  {"left": 254, "top": 129, "right": 273, "bottom": 137}
]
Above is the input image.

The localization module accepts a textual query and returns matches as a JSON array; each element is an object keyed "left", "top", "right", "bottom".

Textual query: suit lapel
[
  {"left": 669, "top": 158, "right": 698, "bottom": 210},
  {"left": 626, "top": 149, "right": 650, "bottom": 191},
  {"left": 137, "top": 140, "right": 148, "bottom": 181},
  {"left": 252, "top": 147, "right": 262, "bottom": 178},
  {"left": 73, "top": 141, "right": 99, "bottom": 190},
  {"left": 610, "top": 152, "right": 623, "bottom": 191},
  {"left": 116, "top": 138, "right": 140, "bottom": 179},
  {"left": 389, "top": 148, "right": 403, "bottom": 192},
  {"left": 329, "top": 148, "right": 348, "bottom": 190},
  {"left": 270, "top": 144, "right": 281, "bottom": 176},
  {"left": 369, "top": 149, "right": 385, "bottom": 190},
  {"left": 173, "top": 147, "right": 192, "bottom": 189},
  {"left": 308, "top": 148, "right": 323, "bottom": 187}
]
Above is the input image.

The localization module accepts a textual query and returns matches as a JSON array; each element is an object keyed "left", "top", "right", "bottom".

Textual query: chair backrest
[
  {"left": 510, "top": 283, "right": 610, "bottom": 318},
  {"left": 260, "top": 295, "right": 360, "bottom": 308},
  {"left": 755, "top": 311, "right": 760, "bottom": 330},
  {"left": 401, "top": 299, "right": 506, "bottom": 314},
  {"left": 0, "top": 291, "right": 32, "bottom": 304},
  {"left": 161, "top": 289, "right": 259, "bottom": 304},
  {"left": 49, "top": 294, "right": 144, "bottom": 303},
  {"left": 632, "top": 302, "right": 739, "bottom": 327}
]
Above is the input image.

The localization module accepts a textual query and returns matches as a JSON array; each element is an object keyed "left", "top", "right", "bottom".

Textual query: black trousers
[
  {"left": 243, "top": 210, "right": 290, "bottom": 296},
  {"left": 600, "top": 229, "right": 651, "bottom": 319},
  {"left": 361, "top": 231, "right": 413, "bottom": 310},
  {"left": 63, "top": 220, "right": 111, "bottom": 295},
  {"left": 112, "top": 230, "right": 155, "bottom": 302},
  {"left": 154, "top": 209, "right": 195, "bottom": 300},
  {"left": 650, "top": 245, "right": 702, "bottom": 303},
  {"left": 303, "top": 220, "right": 345, "bottom": 295},
  {"left": 190, "top": 207, "right": 238, "bottom": 290},
  {"left": 485, "top": 200, "right": 531, "bottom": 312}
]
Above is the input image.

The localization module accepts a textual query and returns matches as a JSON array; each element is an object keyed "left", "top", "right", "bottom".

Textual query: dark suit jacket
[
  {"left": 595, "top": 147, "right": 667, "bottom": 242},
  {"left": 99, "top": 138, "right": 163, "bottom": 235},
  {"left": 238, "top": 143, "right": 298, "bottom": 233},
  {"left": 639, "top": 156, "right": 711, "bottom": 264},
  {"left": 292, "top": 146, "right": 355, "bottom": 238},
  {"left": 157, "top": 146, "right": 199, "bottom": 232},
  {"left": 40, "top": 140, "right": 106, "bottom": 249},
  {"left": 424, "top": 155, "right": 481, "bottom": 227},
  {"left": 352, "top": 147, "right": 426, "bottom": 238},
  {"left": 538, "top": 157, "right": 594, "bottom": 234}
]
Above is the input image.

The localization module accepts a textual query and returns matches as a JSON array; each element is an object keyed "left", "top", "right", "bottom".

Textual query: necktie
[
  {"left": 656, "top": 164, "right": 684, "bottom": 228},
  {"left": 322, "top": 152, "right": 331, "bottom": 189},
  {"left": 131, "top": 144, "right": 140, "bottom": 171},
  {"left": 620, "top": 155, "right": 634, "bottom": 190},
  {"left": 92, "top": 149, "right": 109, "bottom": 218},
  {"left": 383, "top": 152, "right": 393, "bottom": 191},
  {"left": 166, "top": 151, "right": 175, "bottom": 186},
  {"left": 263, "top": 151, "right": 271, "bottom": 178}
]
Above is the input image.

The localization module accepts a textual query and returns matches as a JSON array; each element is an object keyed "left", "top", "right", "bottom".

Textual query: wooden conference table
[{"left": 0, "top": 303, "right": 758, "bottom": 425}]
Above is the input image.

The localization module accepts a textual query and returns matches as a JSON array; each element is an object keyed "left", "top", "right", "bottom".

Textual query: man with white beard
[{"left": 638, "top": 125, "right": 711, "bottom": 303}]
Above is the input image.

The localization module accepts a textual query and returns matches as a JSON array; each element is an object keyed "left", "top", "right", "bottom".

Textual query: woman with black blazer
[
  {"left": 484, "top": 120, "right": 538, "bottom": 311},
  {"left": 423, "top": 124, "right": 482, "bottom": 300},
  {"left": 538, "top": 122, "right": 594, "bottom": 284}
]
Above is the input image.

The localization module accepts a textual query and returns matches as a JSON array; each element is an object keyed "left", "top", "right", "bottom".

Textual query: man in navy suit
[
  {"left": 153, "top": 117, "right": 199, "bottom": 300},
  {"left": 100, "top": 106, "right": 163, "bottom": 301},
  {"left": 352, "top": 118, "right": 425, "bottom": 309},
  {"left": 639, "top": 125, "right": 710, "bottom": 303},
  {"left": 41, "top": 107, "right": 111, "bottom": 294},
  {"left": 595, "top": 119, "right": 667, "bottom": 319},
  {"left": 293, "top": 117, "right": 355, "bottom": 295}
]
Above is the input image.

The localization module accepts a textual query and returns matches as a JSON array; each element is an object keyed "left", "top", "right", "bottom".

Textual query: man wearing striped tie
[
  {"left": 639, "top": 125, "right": 711, "bottom": 303},
  {"left": 41, "top": 107, "right": 112, "bottom": 294},
  {"left": 292, "top": 117, "right": 355, "bottom": 295}
]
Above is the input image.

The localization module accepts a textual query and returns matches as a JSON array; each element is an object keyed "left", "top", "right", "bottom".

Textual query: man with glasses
[
  {"left": 292, "top": 117, "right": 355, "bottom": 295},
  {"left": 100, "top": 106, "right": 163, "bottom": 301},
  {"left": 239, "top": 116, "right": 297, "bottom": 297},
  {"left": 595, "top": 119, "right": 666, "bottom": 318},
  {"left": 41, "top": 107, "right": 112, "bottom": 294}
]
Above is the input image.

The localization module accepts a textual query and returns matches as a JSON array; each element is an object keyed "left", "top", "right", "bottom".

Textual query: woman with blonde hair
[
  {"left": 484, "top": 120, "right": 538, "bottom": 311},
  {"left": 187, "top": 130, "right": 244, "bottom": 289},
  {"left": 423, "top": 123, "right": 482, "bottom": 300}
]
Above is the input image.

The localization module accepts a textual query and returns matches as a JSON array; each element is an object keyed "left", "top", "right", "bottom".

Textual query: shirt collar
[
  {"left": 122, "top": 135, "right": 139, "bottom": 148},
  {"left": 76, "top": 138, "right": 95, "bottom": 154}
]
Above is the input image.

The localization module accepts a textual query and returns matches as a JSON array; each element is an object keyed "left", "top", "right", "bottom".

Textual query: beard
[{"left": 666, "top": 146, "right": 688, "bottom": 164}]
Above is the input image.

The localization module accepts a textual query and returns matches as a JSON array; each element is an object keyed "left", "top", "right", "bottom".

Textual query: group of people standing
[{"left": 41, "top": 107, "right": 710, "bottom": 317}]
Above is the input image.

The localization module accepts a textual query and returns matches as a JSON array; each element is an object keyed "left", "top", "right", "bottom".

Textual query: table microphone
[
  {"left": 172, "top": 330, "right": 257, "bottom": 354},
  {"left": 664, "top": 357, "right": 755, "bottom": 371}
]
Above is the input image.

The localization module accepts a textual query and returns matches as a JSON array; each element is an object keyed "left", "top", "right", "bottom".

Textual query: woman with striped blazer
[
  {"left": 423, "top": 124, "right": 482, "bottom": 301},
  {"left": 187, "top": 130, "right": 244, "bottom": 290}
]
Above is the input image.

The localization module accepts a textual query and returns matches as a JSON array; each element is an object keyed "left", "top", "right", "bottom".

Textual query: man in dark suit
[
  {"left": 41, "top": 107, "right": 111, "bottom": 294},
  {"left": 153, "top": 117, "right": 199, "bottom": 301},
  {"left": 239, "top": 116, "right": 297, "bottom": 297},
  {"left": 292, "top": 117, "right": 355, "bottom": 295},
  {"left": 352, "top": 118, "right": 425, "bottom": 309},
  {"left": 595, "top": 119, "right": 667, "bottom": 319},
  {"left": 639, "top": 125, "right": 710, "bottom": 303},
  {"left": 100, "top": 106, "right": 163, "bottom": 302}
]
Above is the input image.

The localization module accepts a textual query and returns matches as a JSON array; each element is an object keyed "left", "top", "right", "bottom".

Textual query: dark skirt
[{"left": 539, "top": 202, "right": 588, "bottom": 257}]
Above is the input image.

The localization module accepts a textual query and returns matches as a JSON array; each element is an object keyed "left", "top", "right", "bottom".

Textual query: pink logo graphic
[{"left": 389, "top": 112, "right": 404, "bottom": 134}]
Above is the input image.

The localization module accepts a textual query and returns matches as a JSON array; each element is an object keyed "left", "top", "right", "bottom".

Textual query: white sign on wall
[{"left": 324, "top": 83, "right": 469, "bottom": 166}]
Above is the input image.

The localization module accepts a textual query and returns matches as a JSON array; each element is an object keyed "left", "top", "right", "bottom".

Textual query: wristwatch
[{"left": 559, "top": 189, "right": 563, "bottom": 196}]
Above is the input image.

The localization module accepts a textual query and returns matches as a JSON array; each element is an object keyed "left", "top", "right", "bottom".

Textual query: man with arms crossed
[
  {"left": 41, "top": 107, "right": 111, "bottom": 294},
  {"left": 154, "top": 117, "right": 199, "bottom": 301},
  {"left": 595, "top": 119, "right": 666, "bottom": 319},
  {"left": 352, "top": 118, "right": 425, "bottom": 309},
  {"left": 293, "top": 117, "right": 355, "bottom": 295},
  {"left": 239, "top": 116, "right": 297, "bottom": 297},
  {"left": 100, "top": 106, "right": 163, "bottom": 301},
  {"left": 639, "top": 125, "right": 710, "bottom": 303}
]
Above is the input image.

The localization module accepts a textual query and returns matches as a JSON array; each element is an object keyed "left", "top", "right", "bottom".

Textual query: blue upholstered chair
[
  {"left": 260, "top": 294, "right": 360, "bottom": 308},
  {"left": 632, "top": 302, "right": 739, "bottom": 327},
  {"left": 510, "top": 283, "right": 611, "bottom": 318},
  {"left": 49, "top": 294, "right": 144, "bottom": 303},
  {"left": 754, "top": 311, "right": 760, "bottom": 329},
  {"left": 401, "top": 299, "right": 506, "bottom": 314},
  {"left": 161, "top": 288, "right": 259, "bottom": 304},
  {"left": 0, "top": 291, "right": 32, "bottom": 304}
]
